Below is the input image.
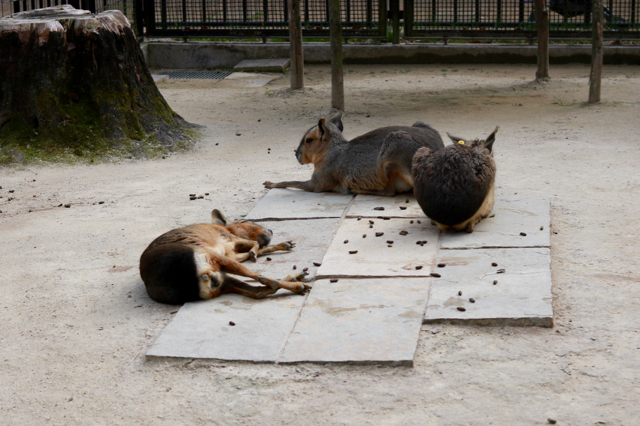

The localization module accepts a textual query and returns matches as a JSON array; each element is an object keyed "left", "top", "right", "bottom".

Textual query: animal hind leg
[
  {"left": 222, "top": 276, "right": 279, "bottom": 299},
  {"left": 257, "top": 241, "right": 296, "bottom": 255}
]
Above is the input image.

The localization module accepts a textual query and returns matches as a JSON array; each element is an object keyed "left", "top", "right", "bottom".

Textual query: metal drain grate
[{"left": 162, "top": 70, "right": 233, "bottom": 80}]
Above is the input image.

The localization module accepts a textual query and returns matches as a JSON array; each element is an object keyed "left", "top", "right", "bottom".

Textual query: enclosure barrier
[{"left": 2, "top": 0, "right": 638, "bottom": 40}]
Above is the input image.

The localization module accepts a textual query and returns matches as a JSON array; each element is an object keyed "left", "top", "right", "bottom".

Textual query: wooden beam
[
  {"left": 329, "top": 0, "right": 344, "bottom": 111},
  {"left": 588, "top": 0, "right": 603, "bottom": 103},
  {"left": 288, "top": 0, "right": 304, "bottom": 89},
  {"left": 534, "top": 0, "right": 549, "bottom": 80}
]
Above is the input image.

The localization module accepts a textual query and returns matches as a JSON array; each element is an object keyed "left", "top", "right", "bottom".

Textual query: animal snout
[{"left": 257, "top": 232, "right": 272, "bottom": 248}]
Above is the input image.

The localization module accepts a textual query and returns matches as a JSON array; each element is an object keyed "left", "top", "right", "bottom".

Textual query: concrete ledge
[{"left": 145, "top": 41, "right": 640, "bottom": 69}]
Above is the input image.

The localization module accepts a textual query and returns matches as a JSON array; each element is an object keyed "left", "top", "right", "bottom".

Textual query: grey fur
[{"left": 412, "top": 126, "right": 499, "bottom": 232}]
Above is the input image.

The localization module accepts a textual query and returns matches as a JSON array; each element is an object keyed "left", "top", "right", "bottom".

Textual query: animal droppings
[
  {"left": 189, "top": 194, "right": 196, "bottom": 196},
  {"left": 293, "top": 265, "right": 297, "bottom": 270},
  {"left": 357, "top": 217, "right": 362, "bottom": 221},
  {"left": 344, "top": 240, "right": 349, "bottom": 244},
  {"left": 229, "top": 321, "right": 236, "bottom": 326},
  {"left": 547, "top": 419, "right": 557, "bottom": 425},
  {"left": 458, "top": 291, "right": 462, "bottom": 296},
  {"left": 303, "top": 267, "right": 309, "bottom": 272},
  {"left": 520, "top": 232, "right": 527, "bottom": 236},
  {"left": 457, "top": 307, "right": 466, "bottom": 312},
  {"left": 399, "top": 206, "right": 407, "bottom": 210},
  {"left": 415, "top": 266, "right": 423, "bottom": 270},
  {"left": 330, "top": 279, "right": 339, "bottom": 283},
  {"left": 410, "top": 220, "right": 414, "bottom": 224},
  {"left": 349, "top": 250, "right": 358, "bottom": 254},
  {"left": 64, "top": 204, "right": 71, "bottom": 208},
  {"left": 363, "top": 234, "right": 367, "bottom": 238},
  {"left": 492, "top": 262, "right": 498, "bottom": 267},
  {"left": 469, "top": 298, "right": 476, "bottom": 303},
  {"left": 373, "top": 207, "right": 385, "bottom": 211},
  {"left": 430, "top": 273, "right": 441, "bottom": 278},
  {"left": 266, "top": 257, "right": 271, "bottom": 261},
  {"left": 313, "top": 262, "right": 321, "bottom": 267},
  {"left": 437, "top": 263, "right": 446, "bottom": 268},
  {"left": 387, "top": 245, "right": 393, "bottom": 248},
  {"left": 375, "top": 232, "right": 384, "bottom": 237},
  {"left": 399, "top": 230, "right": 408, "bottom": 236},
  {"left": 417, "top": 220, "right": 421, "bottom": 224},
  {"left": 493, "top": 280, "right": 498, "bottom": 285},
  {"left": 387, "top": 240, "right": 394, "bottom": 244},
  {"left": 540, "top": 226, "right": 544, "bottom": 230},
  {"left": 369, "top": 224, "right": 373, "bottom": 228},
  {"left": 369, "top": 220, "right": 374, "bottom": 224},
  {"left": 497, "top": 269, "right": 506, "bottom": 274},
  {"left": 405, "top": 199, "right": 409, "bottom": 203}
]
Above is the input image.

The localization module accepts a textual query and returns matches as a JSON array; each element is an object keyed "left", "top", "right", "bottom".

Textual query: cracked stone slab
[
  {"left": 279, "top": 278, "right": 430, "bottom": 365},
  {"left": 424, "top": 247, "right": 553, "bottom": 327},
  {"left": 146, "top": 292, "right": 307, "bottom": 361},
  {"left": 346, "top": 194, "right": 426, "bottom": 218},
  {"left": 251, "top": 219, "right": 340, "bottom": 280},
  {"left": 440, "top": 197, "right": 551, "bottom": 249},
  {"left": 245, "top": 188, "right": 354, "bottom": 220},
  {"left": 316, "top": 218, "right": 439, "bottom": 278}
]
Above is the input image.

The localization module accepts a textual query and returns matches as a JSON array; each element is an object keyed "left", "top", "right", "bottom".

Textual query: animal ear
[
  {"left": 211, "top": 209, "right": 228, "bottom": 226},
  {"left": 329, "top": 111, "right": 344, "bottom": 132},
  {"left": 318, "top": 118, "right": 331, "bottom": 142},
  {"left": 446, "top": 132, "right": 467, "bottom": 145},
  {"left": 484, "top": 126, "right": 499, "bottom": 153}
]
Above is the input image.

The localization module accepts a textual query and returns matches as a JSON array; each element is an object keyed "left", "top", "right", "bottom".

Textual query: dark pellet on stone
[
  {"left": 303, "top": 267, "right": 309, "bottom": 272},
  {"left": 497, "top": 269, "right": 506, "bottom": 274},
  {"left": 492, "top": 262, "right": 498, "bottom": 267},
  {"left": 64, "top": 204, "right": 71, "bottom": 208},
  {"left": 410, "top": 220, "right": 414, "bottom": 224},
  {"left": 293, "top": 265, "right": 297, "bottom": 270},
  {"left": 330, "top": 279, "right": 339, "bottom": 283},
  {"left": 493, "top": 280, "right": 498, "bottom": 285},
  {"left": 469, "top": 298, "right": 476, "bottom": 303},
  {"left": 373, "top": 207, "right": 384, "bottom": 211},
  {"left": 8, "top": 190, "right": 14, "bottom": 193},
  {"left": 387, "top": 245, "right": 392, "bottom": 247},
  {"left": 376, "top": 232, "right": 384, "bottom": 237},
  {"left": 431, "top": 273, "right": 441, "bottom": 278},
  {"left": 399, "top": 231, "right": 408, "bottom": 236},
  {"left": 399, "top": 206, "right": 407, "bottom": 210},
  {"left": 437, "top": 263, "right": 446, "bottom": 268},
  {"left": 520, "top": 232, "right": 527, "bottom": 236},
  {"left": 415, "top": 266, "right": 423, "bottom": 270},
  {"left": 357, "top": 217, "right": 362, "bottom": 221},
  {"left": 457, "top": 307, "right": 466, "bottom": 312},
  {"left": 349, "top": 251, "right": 358, "bottom": 254},
  {"left": 458, "top": 291, "right": 462, "bottom": 296},
  {"left": 189, "top": 194, "right": 196, "bottom": 196},
  {"left": 266, "top": 257, "right": 271, "bottom": 261},
  {"left": 417, "top": 220, "right": 421, "bottom": 224},
  {"left": 313, "top": 262, "right": 321, "bottom": 267},
  {"left": 99, "top": 201, "right": 105, "bottom": 204},
  {"left": 405, "top": 199, "right": 409, "bottom": 203},
  {"left": 547, "top": 419, "right": 557, "bottom": 425},
  {"left": 363, "top": 234, "right": 367, "bottom": 238},
  {"left": 387, "top": 240, "right": 394, "bottom": 244},
  {"left": 540, "top": 226, "right": 544, "bottom": 230},
  {"left": 369, "top": 220, "right": 374, "bottom": 224},
  {"left": 190, "top": 197, "right": 196, "bottom": 200},
  {"left": 205, "top": 193, "right": 209, "bottom": 196},
  {"left": 229, "top": 321, "right": 235, "bottom": 326},
  {"left": 344, "top": 240, "right": 349, "bottom": 244}
]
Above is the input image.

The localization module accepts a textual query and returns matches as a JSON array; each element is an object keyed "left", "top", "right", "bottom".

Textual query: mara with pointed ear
[
  {"left": 412, "top": 126, "right": 499, "bottom": 233},
  {"left": 139, "top": 209, "right": 309, "bottom": 304},
  {"left": 263, "top": 111, "right": 445, "bottom": 195}
]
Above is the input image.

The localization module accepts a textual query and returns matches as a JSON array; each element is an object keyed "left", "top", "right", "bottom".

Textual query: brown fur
[
  {"left": 264, "top": 112, "right": 444, "bottom": 196},
  {"left": 139, "top": 209, "right": 308, "bottom": 304},
  {"left": 412, "top": 127, "right": 499, "bottom": 233}
]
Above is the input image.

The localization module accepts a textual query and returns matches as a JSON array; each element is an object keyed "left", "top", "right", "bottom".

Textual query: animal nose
[{"left": 267, "top": 229, "right": 273, "bottom": 236}]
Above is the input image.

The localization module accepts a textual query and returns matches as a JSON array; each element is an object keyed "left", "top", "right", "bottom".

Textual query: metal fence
[{"left": 1, "top": 0, "right": 638, "bottom": 39}]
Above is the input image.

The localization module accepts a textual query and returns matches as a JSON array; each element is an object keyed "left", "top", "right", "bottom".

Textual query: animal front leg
[
  {"left": 257, "top": 241, "right": 295, "bottom": 255},
  {"left": 222, "top": 276, "right": 279, "bottom": 299},
  {"left": 232, "top": 239, "right": 261, "bottom": 262},
  {"left": 263, "top": 180, "right": 319, "bottom": 192}
]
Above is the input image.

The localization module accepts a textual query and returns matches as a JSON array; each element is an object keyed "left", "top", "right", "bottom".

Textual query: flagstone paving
[{"left": 146, "top": 190, "right": 554, "bottom": 364}]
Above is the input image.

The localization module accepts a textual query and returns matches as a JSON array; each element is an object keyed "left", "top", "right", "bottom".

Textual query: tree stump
[{"left": 0, "top": 5, "right": 195, "bottom": 163}]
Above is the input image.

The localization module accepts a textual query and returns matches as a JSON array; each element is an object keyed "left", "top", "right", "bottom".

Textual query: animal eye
[
  {"left": 202, "top": 275, "right": 210, "bottom": 281},
  {"left": 305, "top": 138, "right": 313, "bottom": 143}
]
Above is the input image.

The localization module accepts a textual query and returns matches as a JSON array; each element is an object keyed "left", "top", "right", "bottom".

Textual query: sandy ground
[{"left": 1, "top": 63, "right": 640, "bottom": 425}]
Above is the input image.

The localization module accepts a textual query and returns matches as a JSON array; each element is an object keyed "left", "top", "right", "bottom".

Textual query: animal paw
[
  {"left": 263, "top": 181, "right": 274, "bottom": 189},
  {"left": 249, "top": 250, "right": 258, "bottom": 262},
  {"left": 257, "top": 276, "right": 280, "bottom": 289},
  {"left": 284, "top": 241, "right": 295, "bottom": 250},
  {"left": 296, "top": 282, "right": 311, "bottom": 295}
]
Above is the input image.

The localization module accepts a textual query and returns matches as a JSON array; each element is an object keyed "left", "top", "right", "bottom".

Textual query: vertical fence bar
[
  {"left": 182, "top": 0, "right": 186, "bottom": 26},
  {"left": 222, "top": 0, "right": 227, "bottom": 22},
  {"left": 519, "top": 0, "right": 524, "bottom": 23},
  {"left": 346, "top": 0, "right": 351, "bottom": 23},
  {"left": 144, "top": 0, "right": 156, "bottom": 36},
  {"left": 13, "top": 0, "right": 21, "bottom": 14},
  {"left": 391, "top": 0, "right": 399, "bottom": 43},
  {"left": 366, "top": 0, "right": 372, "bottom": 25},
  {"left": 85, "top": 0, "right": 96, "bottom": 12},
  {"left": 431, "top": 0, "right": 435, "bottom": 23},
  {"left": 263, "top": 0, "right": 268, "bottom": 24},
  {"left": 202, "top": 0, "right": 206, "bottom": 26},
  {"left": 453, "top": 0, "right": 458, "bottom": 23},
  {"left": 631, "top": 0, "right": 636, "bottom": 25},
  {"left": 475, "top": 0, "right": 480, "bottom": 22},
  {"left": 304, "top": 0, "right": 308, "bottom": 23},
  {"left": 242, "top": 0, "right": 247, "bottom": 22},
  {"left": 379, "top": 0, "right": 387, "bottom": 38},
  {"left": 404, "top": 0, "right": 414, "bottom": 37},
  {"left": 283, "top": 0, "right": 288, "bottom": 21},
  {"left": 325, "top": 0, "right": 330, "bottom": 25},
  {"left": 135, "top": 0, "right": 144, "bottom": 36},
  {"left": 161, "top": 0, "right": 167, "bottom": 29},
  {"left": 496, "top": 0, "right": 502, "bottom": 23},
  {"left": 330, "top": 0, "right": 344, "bottom": 110}
]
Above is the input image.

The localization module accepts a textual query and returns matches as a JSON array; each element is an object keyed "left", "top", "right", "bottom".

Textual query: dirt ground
[{"left": 1, "top": 62, "right": 640, "bottom": 425}]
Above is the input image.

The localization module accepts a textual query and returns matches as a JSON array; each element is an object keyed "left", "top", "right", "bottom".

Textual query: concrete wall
[{"left": 144, "top": 41, "right": 640, "bottom": 70}]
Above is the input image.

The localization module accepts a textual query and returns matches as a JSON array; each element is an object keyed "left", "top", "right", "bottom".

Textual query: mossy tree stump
[{"left": 0, "top": 5, "right": 194, "bottom": 163}]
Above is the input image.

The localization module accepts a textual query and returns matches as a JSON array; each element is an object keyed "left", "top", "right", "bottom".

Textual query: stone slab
[
  {"left": 440, "top": 197, "right": 551, "bottom": 249},
  {"left": 146, "top": 292, "right": 307, "bottom": 361},
  {"left": 222, "top": 72, "right": 278, "bottom": 87},
  {"left": 233, "top": 58, "right": 291, "bottom": 73},
  {"left": 424, "top": 247, "right": 553, "bottom": 327},
  {"left": 346, "top": 194, "right": 426, "bottom": 218},
  {"left": 251, "top": 219, "right": 340, "bottom": 280},
  {"left": 152, "top": 74, "right": 169, "bottom": 83},
  {"left": 316, "top": 218, "right": 440, "bottom": 278},
  {"left": 279, "top": 278, "right": 430, "bottom": 365},
  {"left": 245, "top": 188, "right": 354, "bottom": 220}
]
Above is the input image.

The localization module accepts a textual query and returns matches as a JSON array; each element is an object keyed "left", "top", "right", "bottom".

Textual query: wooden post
[
  {"left": 391, "top": 0, "right": 400, "bottom": 44},
  {"left": 288, "top": 0, "right": 304, "bottom": 89},
  {"left": 534, "top": 0, "right": 549, "bottom": 80},
  {"left": 329, "top": 0, "right": 344, "bottom": 111},
  {"left": 588, "top": 0, "right": 603, "bottom": 103}
]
